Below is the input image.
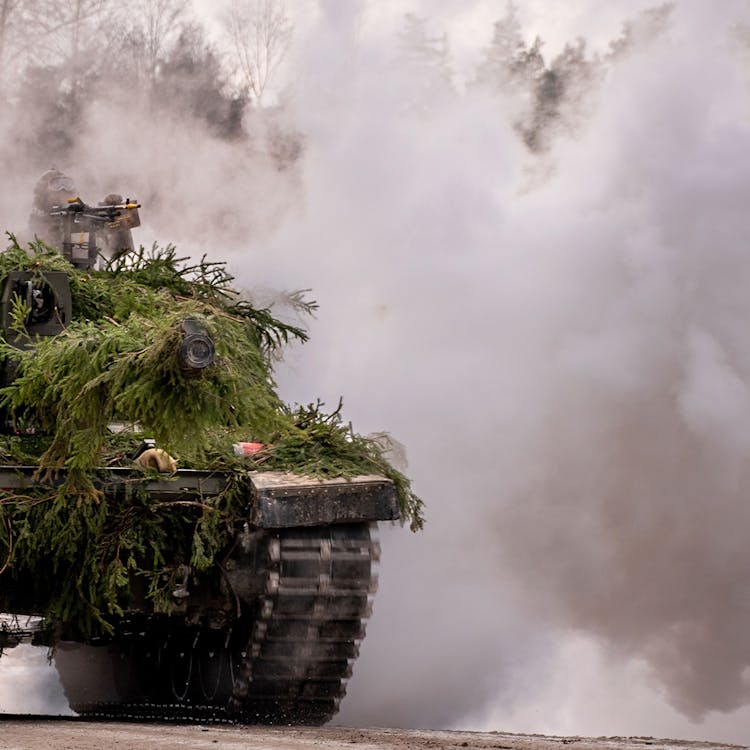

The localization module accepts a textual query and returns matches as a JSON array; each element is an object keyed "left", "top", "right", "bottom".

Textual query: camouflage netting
[{"left": 0, "top": 237, "right": 423, "bottom": 635}]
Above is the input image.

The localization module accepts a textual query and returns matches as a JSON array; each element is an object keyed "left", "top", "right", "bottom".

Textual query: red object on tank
[{"left": 233, "top": 441, "right": 266, "bottom": 456}]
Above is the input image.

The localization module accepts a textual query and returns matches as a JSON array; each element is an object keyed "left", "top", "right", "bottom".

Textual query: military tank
[{"left": 0, "top": 173, "right": 421, "bottom": 724}]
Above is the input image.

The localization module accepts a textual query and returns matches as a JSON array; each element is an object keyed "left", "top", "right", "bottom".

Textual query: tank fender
[{"left": 248, "top": 472, "right": 400, "bottom": 528}]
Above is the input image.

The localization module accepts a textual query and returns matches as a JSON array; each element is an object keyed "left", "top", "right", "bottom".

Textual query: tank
[{"left": 0, "top": 182, "right": 421, "bottom": 724}]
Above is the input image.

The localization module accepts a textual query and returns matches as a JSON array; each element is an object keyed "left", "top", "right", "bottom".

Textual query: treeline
[
  {"left": 0, "top": 0, "right": 297, "bottom": 172},
  {"left": 0, "top": 0, "right": 673, "bottom": 174},
  {"left": 400, "top": 3, "right": 672, "bottom": 151}
]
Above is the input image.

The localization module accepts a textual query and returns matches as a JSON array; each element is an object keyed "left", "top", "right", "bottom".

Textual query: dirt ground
[{"left": 0, "top": 721, "right": 745, "bottom": 750}]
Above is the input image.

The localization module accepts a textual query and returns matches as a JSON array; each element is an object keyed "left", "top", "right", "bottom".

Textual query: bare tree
[
  {"left": 0, "top": 0, "right": 22, "bottom": 66},
  {"left": 223, "top": 0, "right": 292, "bottom": 105},
  {"left": 397, "top": 13, "right": 455, "bottom": 114},
  {"left": 22, "top": 0, "right": 114, "bottom": 66},
  {"left": 0, "top": 0, "right": 29, "bottom": 90},
  {"left": 398, "top": 13, "right": 453, "bottom": 80},
  {"left": 121, "top": 0, "right": 187, "bottom": 87}
]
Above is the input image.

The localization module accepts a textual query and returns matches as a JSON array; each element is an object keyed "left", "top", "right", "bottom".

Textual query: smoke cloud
[
  {"left": 3, "top": 0, "right": 750, "bottom": 743},
  {"left": 0, "top": 646, "right": 70, "bottom": 715},
  {"left": 266, "top": 0, "right": 750, "bottom": 741}
]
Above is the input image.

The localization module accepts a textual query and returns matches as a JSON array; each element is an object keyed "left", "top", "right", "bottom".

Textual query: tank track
[{"left": 59, "top": 522, "right": 378, "bottom": 725}]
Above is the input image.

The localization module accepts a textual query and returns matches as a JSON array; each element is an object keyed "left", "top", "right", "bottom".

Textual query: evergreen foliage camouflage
[{"left": 0, "top": 237, "right": 423, "bottom": 636}]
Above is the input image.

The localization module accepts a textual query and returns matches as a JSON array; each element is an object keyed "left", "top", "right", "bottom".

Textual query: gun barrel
[
  {"left": 48, "top": 201, "right": 141, "bottom": 217},
  {"left": 95, "top": 202, "right": 141, "bottom": 211}
]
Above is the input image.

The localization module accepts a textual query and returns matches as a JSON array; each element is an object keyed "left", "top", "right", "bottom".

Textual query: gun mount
[
  {"left": 48, "top": 196, "right": 141, "bottom": 269},
  {"left": 28, "top": 170, "right": 141, "bottom": 269}
]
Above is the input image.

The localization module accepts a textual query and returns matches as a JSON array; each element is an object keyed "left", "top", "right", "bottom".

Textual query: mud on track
[{"left": 0, "top": 721, "right": 746, "bottom": 750}]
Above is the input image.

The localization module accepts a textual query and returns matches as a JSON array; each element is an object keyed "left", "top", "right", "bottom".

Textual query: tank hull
[{"left": 0, "top": 468, "right": 398, "bottom": 724}]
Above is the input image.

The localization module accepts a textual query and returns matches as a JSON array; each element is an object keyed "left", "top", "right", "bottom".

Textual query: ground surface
[{"left": 0, "top": 721, "right": 745, "bottom": 750}]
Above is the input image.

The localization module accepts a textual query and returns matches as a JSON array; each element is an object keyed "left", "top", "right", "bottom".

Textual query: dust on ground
[{"left": 0, "top": 721, "right": 744, "bottom": 750}]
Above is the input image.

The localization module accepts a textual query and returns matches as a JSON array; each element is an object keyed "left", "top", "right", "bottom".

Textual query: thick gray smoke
[
  {"left": 0, "top": 646, "right": 70, "bottom": 714},
  {"left": 261, "top": 0, "right": 750, "bottom": 741},
  {"left": 3, "top": 0, "right": 750, "bottom": 743}
]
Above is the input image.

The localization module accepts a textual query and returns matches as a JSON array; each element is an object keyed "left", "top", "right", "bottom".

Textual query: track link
[{"left": 231, "top": 522, "right": 378, "bottom": 724}]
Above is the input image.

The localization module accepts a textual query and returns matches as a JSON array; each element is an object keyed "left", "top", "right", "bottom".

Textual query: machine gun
[{"left": 48, "top": 196, "right": 141, "bottom": 269}]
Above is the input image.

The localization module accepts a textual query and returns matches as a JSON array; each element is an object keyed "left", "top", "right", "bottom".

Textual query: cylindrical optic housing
[{"left": 178, "top": 317, "right": 215, "bottom": 372}]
